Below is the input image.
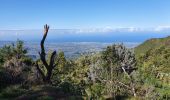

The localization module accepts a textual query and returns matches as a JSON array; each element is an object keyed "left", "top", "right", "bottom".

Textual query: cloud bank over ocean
[{"left": 0, "top": 27, "right": 170, "bottom": 42}]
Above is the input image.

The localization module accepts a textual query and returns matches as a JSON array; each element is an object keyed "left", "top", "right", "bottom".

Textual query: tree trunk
[{"left": 36, "top": 24, "right": 57, "bottom": 84}]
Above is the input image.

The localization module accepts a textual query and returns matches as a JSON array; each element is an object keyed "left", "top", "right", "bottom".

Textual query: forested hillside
[
  {"left": 135, "top": 36, "right": 170, "bottom": 99},
  {"left": 0, "top": 25, "right": 169, "bottom": 99},
  {"left": 135, "top": 36, "right": 170, "bottom": 56}
]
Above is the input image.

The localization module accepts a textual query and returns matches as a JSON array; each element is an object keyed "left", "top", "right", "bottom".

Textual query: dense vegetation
[
  {"left": 0, "top": 25, "right": 169, "bottom": 99},
  {"left": 135, "top": 36, "right": 170, "bottom": 57},
  {"left": 135, "top": 36, "right": 170, "bottom": 99}
]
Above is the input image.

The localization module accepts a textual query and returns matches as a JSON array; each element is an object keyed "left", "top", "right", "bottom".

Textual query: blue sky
[{"left": 0, "top": 0, "right": 170, "bottom": 30}]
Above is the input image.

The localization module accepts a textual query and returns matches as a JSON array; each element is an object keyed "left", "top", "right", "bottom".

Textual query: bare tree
[{"left": 35, "top": 24, "right": 57, "bottom": 84}]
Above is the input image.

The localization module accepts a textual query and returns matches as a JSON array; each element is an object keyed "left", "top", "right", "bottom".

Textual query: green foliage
[
  {"left": 64, "top": 44, "right": 137, "bottom": 99},
  {"left": 58, "top": 81, "right": 83, "bottom": 95},
  {"left": 0, "top": 68, "right": 12, "bottom": 90},
  {"left": 0, "top": 45, "right": 14, "bottom": 64},
  {"left": 0, "top": 36, "right": 170, "bottom": 99},
  {"left": 0, "top": 85, "right": 28, "bottom": 99},
  {"left": 135, "top": 36, "right": 170, "bottom": 99},
  {"left": 87, "top": 44, "right": 137, "bottom": 98},
  {"left": 54, "top": 51, "right": 67, "bottom": 74},
  {"left": 85, "top": 83, "right": 104, "bottom": 99},
  {"left": 135, "top": 36, "right": 170, "bottom": 57},
  {"left": 37, "top": 96, "right": 55, "bottom": 100},
  {"left": 0, "top": 40, "right": 31, "bottom": 64},
  {"left": 13, "top": 40, "right": 27, "bottom": 59},
  {"left": 0, "top": 40, "right": 34, "bottom": 90}
]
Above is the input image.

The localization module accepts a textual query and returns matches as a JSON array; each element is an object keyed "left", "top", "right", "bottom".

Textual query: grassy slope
[
  {"left": 135, "top": 36, "right": 170, "bottom": 99},
  {"left": 135, "top": 36, "right": 170, "bottom": 56},
  {"left": 0, "top": 85, "right": 83, "bottom": 100}
]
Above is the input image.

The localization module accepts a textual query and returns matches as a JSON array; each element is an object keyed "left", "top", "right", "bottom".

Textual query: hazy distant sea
[{"left": 0, "top": 41, "right": 140, "bottom": 59}]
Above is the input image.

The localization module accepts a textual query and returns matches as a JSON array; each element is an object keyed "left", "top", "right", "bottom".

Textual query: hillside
[
  {"left": 134, "top": 36, "right": 170, "bottom": 99},
  {"left": 135, "top": 36, "right": 170, "bottom": 56}
]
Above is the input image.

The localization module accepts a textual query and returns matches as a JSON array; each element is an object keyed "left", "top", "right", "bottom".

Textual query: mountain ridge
[{"left": 135, "top": 35, "right": 170, "bottom": 56}]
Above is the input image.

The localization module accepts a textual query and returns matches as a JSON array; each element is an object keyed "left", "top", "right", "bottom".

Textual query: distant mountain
[{"left": 135, "top": 36, "right": 170, "bottom": 56}]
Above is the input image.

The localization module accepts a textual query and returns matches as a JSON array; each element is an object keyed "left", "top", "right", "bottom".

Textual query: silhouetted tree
[{"left": 35, "top": 24, "right": 57, "bottom": 84}]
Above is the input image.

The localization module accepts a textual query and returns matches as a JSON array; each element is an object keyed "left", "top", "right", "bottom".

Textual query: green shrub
[
  {"left": 0, "top": 85, "right": 27, "bottom": 99},
  {"left": 37, "top": 96, "right": 55, "bottom": 100}
]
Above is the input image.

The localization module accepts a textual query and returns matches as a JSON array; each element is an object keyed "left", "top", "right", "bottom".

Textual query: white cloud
[
  {"left": 154, "top": 26, "right": 170, "bottom": 32},
  {"left": 1, "top": 25, "right": 170, "bottom": 37},
  {"left": 71, "top": 26, "right": 142, "bottom": 34}
]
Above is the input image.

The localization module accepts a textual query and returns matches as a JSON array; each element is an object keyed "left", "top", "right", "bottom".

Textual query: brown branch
[
  {"left": 39, "top": 24, "right": 50, "bottom": 69},
  {"left": 121, "top": 66, "right": 137, "bottom": 97},
  {"left": 35, "top": 62, "right": 45, "bottom": 80},
  {"left": 116, "top": 81, "right": 131, "bottom": 89},
  {"left": 41, "top": 24, "right": 49, "bottom": 49}
]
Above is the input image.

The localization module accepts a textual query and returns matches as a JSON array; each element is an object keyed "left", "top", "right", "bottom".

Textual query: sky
[
  {"left": 0, "top": 0, "right": 170, "bottom": 42},
  {"left": 0, "top": 0, "right": 170, "bottom": 30}
]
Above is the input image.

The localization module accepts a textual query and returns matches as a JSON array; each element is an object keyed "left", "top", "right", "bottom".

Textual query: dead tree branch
[{"left": 36, "top": 24, "right": 57, "bottom": 84}]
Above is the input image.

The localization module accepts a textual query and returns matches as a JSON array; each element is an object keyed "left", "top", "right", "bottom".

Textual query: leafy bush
[{"left": 0, "top": 85, "right": 28, "bottom": 99}]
